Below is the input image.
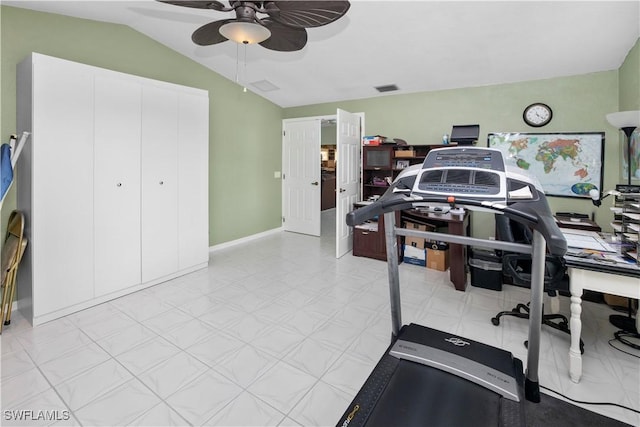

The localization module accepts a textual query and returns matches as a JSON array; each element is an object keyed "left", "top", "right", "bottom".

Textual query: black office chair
[{"left": 490, "top": 215, "right": 584, "bottom": 354}]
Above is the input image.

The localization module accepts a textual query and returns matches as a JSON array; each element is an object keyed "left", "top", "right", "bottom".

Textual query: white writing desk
[{"left": 563, "top": 231, "right": 640, "bottom": 383}]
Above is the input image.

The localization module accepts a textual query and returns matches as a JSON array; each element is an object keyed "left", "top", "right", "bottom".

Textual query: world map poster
[{"left": 488, "top": 132, "right": 604, "bottom": 198}]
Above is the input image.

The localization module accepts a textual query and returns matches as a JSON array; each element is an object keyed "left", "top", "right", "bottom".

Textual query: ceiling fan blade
[
  {"left": 157, "top": 1, "right": 228, "bottom": 11},
  {"left": 191, "top": 19, "right": 233, "bottom": 46},
  {"left": 259, "top": 18, "right": 307, "bottom": 51},
  {"left": 265, "top": 1, "right": 350, "bottom": 28}
]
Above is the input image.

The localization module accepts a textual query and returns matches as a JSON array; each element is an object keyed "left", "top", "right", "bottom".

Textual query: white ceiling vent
[{"left": 251, "top": 79, "right": 280, "bottom": 92}]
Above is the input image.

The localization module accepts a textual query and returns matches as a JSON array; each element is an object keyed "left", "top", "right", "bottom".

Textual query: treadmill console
[
  {"left": 413, "top": 147, "right": 507, "bottom": 201},
  {"left": 423, "top": 148, "right": 505, "bottom": 171}
]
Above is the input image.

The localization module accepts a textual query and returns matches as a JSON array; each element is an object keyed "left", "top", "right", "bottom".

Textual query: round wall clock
[{"left": 523, "top": 103, "right": 553, "bottom": 127}]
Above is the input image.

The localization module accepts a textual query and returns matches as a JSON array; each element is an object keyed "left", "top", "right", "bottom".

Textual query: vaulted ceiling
[{"left": 5, "top": 1, "right": 640, "bottom": 108}]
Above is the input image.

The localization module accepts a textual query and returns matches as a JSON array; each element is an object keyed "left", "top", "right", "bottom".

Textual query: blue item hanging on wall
[{"left": 1, "top": 143, "right": 13, "bottom": 201}]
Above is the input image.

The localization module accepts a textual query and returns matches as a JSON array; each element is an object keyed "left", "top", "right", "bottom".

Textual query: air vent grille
[{"left": 375, "top": 84, "right": 399, "bottom": 93}]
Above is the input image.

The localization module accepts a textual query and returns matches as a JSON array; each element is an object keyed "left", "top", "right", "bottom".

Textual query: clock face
[{"left": 523, "top": 103, "right": 552, "bottom": 127}]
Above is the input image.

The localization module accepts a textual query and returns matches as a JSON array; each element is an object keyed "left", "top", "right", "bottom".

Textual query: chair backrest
[
  {"left": 495, "top": 214, "right": 568, "bottom": 291},
  {"left": 1, "top": 211, "right": 24, "bottom": 285},
  {"left": 495, "top": 214, "right": 532, "bottom": 244}
]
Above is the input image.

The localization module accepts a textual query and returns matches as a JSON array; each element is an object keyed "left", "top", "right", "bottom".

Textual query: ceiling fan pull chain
[
  {"left": 235, "top": 42, "right": 240, "bottom": 84},
  {"left": 243, "top": 42, "right": 248, "bottom": 92}
]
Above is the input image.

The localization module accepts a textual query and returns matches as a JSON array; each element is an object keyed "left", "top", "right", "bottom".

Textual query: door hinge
[
  {"left": 283, "top": 130, "right": 286, "bottom": 136},
  {"left": 282, "top": 216, "right": 285, "bottom": 223},
  {"left": 282, "top": 173, "right": 285, "bottom": 179}
]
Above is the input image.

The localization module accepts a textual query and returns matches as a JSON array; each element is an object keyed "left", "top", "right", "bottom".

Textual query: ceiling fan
[{"left": 157, "top": 1, "right": 351, "bottom": 52}]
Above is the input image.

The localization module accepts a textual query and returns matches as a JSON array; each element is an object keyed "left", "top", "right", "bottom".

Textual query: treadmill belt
[
  {"left": 367, "top": 358, "right": 501, "bottom": 426},
  {"left": 340, "top": 354, "right": 524, "bottom": 427}
]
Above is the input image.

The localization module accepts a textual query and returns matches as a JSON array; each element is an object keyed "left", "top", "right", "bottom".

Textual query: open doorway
[
  {"left": 282, "top": 110, "right": 363, "bottom": 258},
  {"left": 320, "top": 119, "right": 337, "bottom": 240}
]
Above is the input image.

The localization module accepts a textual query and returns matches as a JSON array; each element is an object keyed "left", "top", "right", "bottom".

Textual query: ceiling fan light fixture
[{"left": 219, "top": 21, "right": 271, "bottom": 44}]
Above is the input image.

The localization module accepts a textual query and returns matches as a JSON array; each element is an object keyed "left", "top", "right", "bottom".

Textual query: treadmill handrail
[{"left": 346, "top": 191, "right": 566, "bottom": 256}]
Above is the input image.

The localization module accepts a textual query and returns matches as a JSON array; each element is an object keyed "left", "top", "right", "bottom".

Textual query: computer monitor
[{"left": 450, "top": 124, "right": 480, "bottom": 145}]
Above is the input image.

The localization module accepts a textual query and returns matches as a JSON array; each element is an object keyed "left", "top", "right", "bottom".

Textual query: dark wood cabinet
[
  {"left": 352, "top": 203, "right": 401, "bottom": 261},
  {"left": 321, "top": 174, "right": 336, "bottom": 210}
]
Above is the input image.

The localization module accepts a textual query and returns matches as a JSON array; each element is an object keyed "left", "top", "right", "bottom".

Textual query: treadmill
[{"left": 337, "top": 147, "right": 567, "bottom": 427}]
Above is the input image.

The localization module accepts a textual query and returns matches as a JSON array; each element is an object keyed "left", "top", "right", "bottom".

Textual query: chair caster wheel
[
  {"left": 491, "top": 318, "right": 500, "bottom": 326},
  {"left": 4, "top": 321, "right": 10, "bottom": 325}
]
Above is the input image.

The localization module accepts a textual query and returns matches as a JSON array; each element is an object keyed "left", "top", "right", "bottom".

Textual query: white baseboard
[{"left": 209, "top": 227, "right": 283, "bottom": 253}]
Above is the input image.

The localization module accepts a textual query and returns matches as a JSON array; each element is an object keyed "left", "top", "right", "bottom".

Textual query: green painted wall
[
  {"left": 284, "top": 72, "right": 621, "bottom": 238},
  {"left": 321, "top": 123, "right": 337, "bottom": 146},
  {"left": 619, "top": 38, "right": 640, "bottom": 111},
  {"left": 0, "top": 6, "right": 283, "bottom": 245}
]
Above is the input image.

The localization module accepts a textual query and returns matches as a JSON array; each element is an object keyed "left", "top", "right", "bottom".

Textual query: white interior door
[
  {"left": 94, "top": 74, "right": 142, "bottom": 296},
  {"left": 336, "top": 109, "right": 362, "bottom": 258},
  {"left": 282, "top": 119, "right": 321, "bottom": 236},
  {"left": 141, "top": 85, "right": 179, "bottom": 282}
]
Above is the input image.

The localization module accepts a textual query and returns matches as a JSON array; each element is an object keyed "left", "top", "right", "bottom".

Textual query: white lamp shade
[
  {"left": 605, "top": 110, "right": 640, "bottom": 129},
  {"left": 219, "top": 21, "right": 271, "bottom": 44}
]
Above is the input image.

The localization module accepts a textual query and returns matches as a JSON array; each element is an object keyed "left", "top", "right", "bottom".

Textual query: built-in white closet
[{"left": 16, "top": 53, "right": 209, "bottom": 326}]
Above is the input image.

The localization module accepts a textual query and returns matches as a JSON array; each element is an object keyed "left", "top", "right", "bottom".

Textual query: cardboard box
[
  {"left": 426, "top": 248, "right": 449, "bottom": 271},
  {"left": 604, "top": 294, "right": 630, "bottom": 308},
  {"left": 404, "top": 221, "right": 428, "bottom": 231},
  {"left": 363, "top": 136, "right": 382, "bottom": 146},
  {"left": 394, "top": 149, "right": 415, "bottom": 158},
  {"left": 403, "top": 245, "right": 426, "bottom": 267},
  {"left": 405, "top": 236, "right": 427, "bottom": 249},
  {"left": 403, "top": 221, "right": 435, "bottom": 249}
]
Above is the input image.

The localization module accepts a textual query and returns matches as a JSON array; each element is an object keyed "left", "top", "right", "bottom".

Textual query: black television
[{"left": 450, "top": 124, "right": 480, "bottom": 145}]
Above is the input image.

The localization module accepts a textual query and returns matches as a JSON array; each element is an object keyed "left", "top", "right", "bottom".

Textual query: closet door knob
[
  {"left": 311, "top": 181, "right": 319, "bottom": 186},
  {"left": 159, "top": 181, "right": 164, "bottom": 185},
  {"left": 116, "top": 182, "right": 122, "bottom": 187}
]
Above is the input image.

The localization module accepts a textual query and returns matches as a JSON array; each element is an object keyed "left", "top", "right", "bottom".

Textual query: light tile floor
[{"left": 1, "top": 210, "right": 639, "bottom": 426}]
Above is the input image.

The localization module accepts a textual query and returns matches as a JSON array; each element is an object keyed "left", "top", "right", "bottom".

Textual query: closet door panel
[
  {"left": 31, "top": 55, "right": 94, "bottom": 315},
  {"left": 94, "top": 75, "right": 142, "bottom": 296},
  {"left": 141, "top": 85, "right": 179, "bottom": 282},
  {"left": 178, "top": 92, "right": 209, "bottom": 269}
]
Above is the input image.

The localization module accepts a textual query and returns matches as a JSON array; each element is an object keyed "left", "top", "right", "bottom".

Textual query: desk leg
[
  {"left": 449, "top": 243, "right": 466, "bottom": 291},
  {"left": 569, "top": 282, "right": 583, "bottom": 383},
  {"left": 447, "top": 221, "right": 467, "bottom": 291}
]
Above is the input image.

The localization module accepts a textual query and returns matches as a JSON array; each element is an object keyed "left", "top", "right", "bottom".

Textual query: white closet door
[
  {"left": 178, "top": 92, "right": 209, "bottom": 269},
  {"left": 94, "top": 75, "right": 142, "bottom": 296},
  {"left": 141, "top": 85, "right": 179, "bottom": 282},
  {"left": 31, "top": 55, "right": 95, "bottom": 315}
]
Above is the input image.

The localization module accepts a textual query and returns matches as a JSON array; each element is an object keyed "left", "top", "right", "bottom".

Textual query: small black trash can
[{"left": 469, "top": 249, "right": 503, "bottom": 291}]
